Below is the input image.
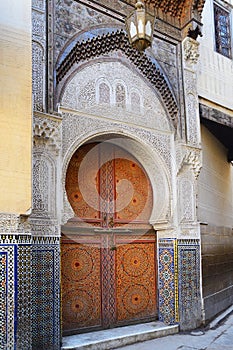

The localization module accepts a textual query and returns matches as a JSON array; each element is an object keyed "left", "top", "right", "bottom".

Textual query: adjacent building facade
[
  {"left": 197, "top": 0, "right": 233, "bottom": 322},
  {"left": 0, "top": 0, "right": 232, "bottom": 349}
]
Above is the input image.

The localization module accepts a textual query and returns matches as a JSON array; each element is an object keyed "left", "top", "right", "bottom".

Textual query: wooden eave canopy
[{"left": 125, "top": 0, "right": 206, "bottom": 27}]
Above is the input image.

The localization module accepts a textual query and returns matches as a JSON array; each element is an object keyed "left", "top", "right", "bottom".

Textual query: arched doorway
[{"left": 61, "top": 141, "right": 157, "bottom": 335}]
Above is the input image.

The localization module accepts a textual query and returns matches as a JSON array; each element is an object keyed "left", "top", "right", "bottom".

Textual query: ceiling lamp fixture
[{"left": 125, "top": 0, "right": 155, "bottom": 51}]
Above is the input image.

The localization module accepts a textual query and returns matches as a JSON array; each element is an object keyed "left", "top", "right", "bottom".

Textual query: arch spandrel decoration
[
  {"left": 56, "top": 30, "right": 179, "bottom": 130},
  {"left": 61, "top": 61, "right": 171, "bottom": 132}
]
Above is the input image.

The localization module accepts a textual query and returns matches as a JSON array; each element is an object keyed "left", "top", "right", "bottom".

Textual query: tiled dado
[
  {"left": 0, "top": 246, "right": 15, "bottom": 350},
  {"left": 158, "top": 238, "right": 201, "bottom": 330},
  {"left": 0, "top": 234, "right": 31, "bottom": 350},
  {"left": 178, "top": 239, "right": 201, "bottom": 330},
  {"left": 0, "top": 234, "right": 60, "bottom": 350},
  {"left": 31, "top": 236, "right": 60, "bottom": 350},
  {"left": 158, "top": 238, "right": 179, "bottom": 325}
]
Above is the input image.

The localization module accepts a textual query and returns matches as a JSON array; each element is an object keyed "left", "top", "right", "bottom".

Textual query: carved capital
[
  {"left": 33, "top": 115, "right": 61, "bottom": 151},
  {"left": 183, "top": 37, "right": 200, "bottom": 64},
  {"left": 184, "top": 148, "right": 202, "bottom": 179},
  {"left": 177, "top": 145, "right": 202, "bottom": 179}
]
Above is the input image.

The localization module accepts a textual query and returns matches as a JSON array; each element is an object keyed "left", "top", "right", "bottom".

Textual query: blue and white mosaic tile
[
  {"left": 178, "top": 239, "right": 201, "bottom": 329},
  {"left": 0, "top": 245, "right": 16, "bottom": 350},
  {"left": 32, "top": 237, "right": 60, "bottom": 350},
  {"left": 158, "top": 238, "right": 178, "bottom": 325}
]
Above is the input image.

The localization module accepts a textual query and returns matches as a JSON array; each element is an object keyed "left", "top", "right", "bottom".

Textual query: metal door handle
[{"left": 109, "top": 217, "right": 114, "bottom": 228}]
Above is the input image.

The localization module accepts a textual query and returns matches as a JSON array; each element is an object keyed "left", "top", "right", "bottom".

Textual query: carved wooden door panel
[
  {"left": 61, "top": 143, "right": 157, "bottom": 335},
  {"left": 115, "top": 237, "right": 157, "bottom": 325},
  {"left": 61, "top": 237, "right": 102, "bottom": 334}
]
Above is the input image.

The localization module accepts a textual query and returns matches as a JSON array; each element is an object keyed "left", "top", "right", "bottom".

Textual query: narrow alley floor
[{"left": 118, "top": 310, "right": 233, "bottom": 350}]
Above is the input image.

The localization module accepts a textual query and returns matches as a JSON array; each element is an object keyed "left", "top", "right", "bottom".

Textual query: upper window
[{"left": 214, "top": 3, "right": 232, "bottom": 58}]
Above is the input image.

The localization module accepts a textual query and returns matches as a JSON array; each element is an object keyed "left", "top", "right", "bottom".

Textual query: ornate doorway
[{"left": 61, "top": 142, "right": 157, "bottom": 335}]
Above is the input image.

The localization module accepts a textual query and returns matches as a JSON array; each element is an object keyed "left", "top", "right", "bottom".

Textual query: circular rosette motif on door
[
  {"left": 121, "top": 246, "right": 149, "bottom": 277},
  {"left": 122, "top": 284, "right": 150, "bottom": 314},
  {"left": 65, "top": 141, "right": 153, "bottom": 230},
  {"left": 62, "top": 289, "right": 95, "bottom": 326},
  {"left": 62, "top": 247, "right": 94, "bottom": 281},
  {"left": 61, "top": 243, "right": 102, "bottom": 332},
  {"left": 116, "top": 242, "right": 157, "bottom": 323}
]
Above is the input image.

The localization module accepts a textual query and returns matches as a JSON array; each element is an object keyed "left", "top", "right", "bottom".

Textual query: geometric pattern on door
[
  {"left": 65, "top": 142, "right": 153, "bottom": 228},
  {"left": 62, "top": 142, "right": 157, "bottom": 334},
  {"left": 61, "top": 241, "right": 102, "bottom": 333},
  {"left": 61, "top": 233, "right": 157, "bottom": 334},
  {"left": 116, "top": 240, "right": 157, "bottom": 324}
]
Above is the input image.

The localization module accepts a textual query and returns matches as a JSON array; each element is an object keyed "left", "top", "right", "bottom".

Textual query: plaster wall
[
  {"left": 198, "top": 125, "right": 233, "bottom": 227},
  {"left": 198, "top": 125, "right": 233, "bottom": 321},
  {"left": 197, "top": 0, "right": 233, "bottom": 111},
  {"left": 0, "top": 0, "right": 32, "bottom": 213}
]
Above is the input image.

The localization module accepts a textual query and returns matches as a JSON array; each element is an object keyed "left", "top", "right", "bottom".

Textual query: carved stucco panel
[
  {"left": 32, "top": 42, "right": 45, "bottom": 112},
  {"left": 30, "top": 217, "right": 60, "bottom": 237},
  {"left": 33, "top": 158, "right": 49, "bottom": 213},
  {"left": 61, "top": 113, "right": 172, "bottom": 173},
  {"left": 175, "top": 144, "right": 202, "bottom": 237},
  {"left": 32, "top": 153, "right": 56, "bottom": 218},
  {"left": 151, "top": 38, "right": 179, "bottom": 99},
  {"left": 61, "top": 61, "right": 171, "bottom": 133},
  {"left": 0, "top": 214, "right": 31, "bottom": 234},
  {"left": 182, "top": 38, "right": 201, "bottom": 147},
  {"left": 184, "top": 148, "right": 202, "bottom": 179},
  {"left": 32, "top": 10, "right": 46, "bottom": 40},
  {"left": 32, "top": 0, "right": 45, "bottom": 11},
  {"left": 177, "top": 163, "right": 200, "bottom": 238},
  {"left": 54, "top": 1, "right": 120, "bottom": 60},
  {"left": 175, "top": 144, "right": 201, "bottom": 243},
  {"left": 31, "top": 115, "right": 62, "bottom": 236},
  {"left": 0, "top": 214, "right": 21, "bottom": 233},
  {"left": 178, "top": 177, "right": 195, "bottom": 223},
  {"left": 32, "top": 0, "right": 46, "bottom": 112},
  {"left": 186, "top": 92, "right": 199, "bottom": 145}
]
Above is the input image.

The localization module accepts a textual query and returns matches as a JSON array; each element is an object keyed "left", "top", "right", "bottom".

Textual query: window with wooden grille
[{"left": 214, "top": 3, "right": 232, "bottom": 58}]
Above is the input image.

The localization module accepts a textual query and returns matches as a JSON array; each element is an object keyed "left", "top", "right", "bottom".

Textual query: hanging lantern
[{"left": 125, "top": 1, "right": 155, "bottom": 51}]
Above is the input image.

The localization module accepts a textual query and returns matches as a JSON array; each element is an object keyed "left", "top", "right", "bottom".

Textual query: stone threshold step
[{"left": 62, "top": 321, "right": 179, "bottom": 350}]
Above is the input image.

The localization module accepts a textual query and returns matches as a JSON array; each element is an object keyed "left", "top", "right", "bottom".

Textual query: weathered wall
[
  {"left": 198, "top": 125, "right": 233, "bottom": 321},
  {"left": 0, "top": 0, "right": 32, "bottom": 214}
]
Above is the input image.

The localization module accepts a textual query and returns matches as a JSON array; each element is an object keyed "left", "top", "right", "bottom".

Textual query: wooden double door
[{"left": 61, "top": 142, "right": 157, "bottom": 335}]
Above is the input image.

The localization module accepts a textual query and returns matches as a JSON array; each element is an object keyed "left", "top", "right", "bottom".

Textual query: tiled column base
[
  {"left": 178, "top": 239, "right": 202, "bottom": 330},
  {"left": 0, "top": 231, "right": 61, "bottom": 350},
  {"left": 158, "top": 238, "right": 202, "bottom": 330},
  {"left": 32, "top": 236, "right": 61, "bottom": 350},
  {"left": 0, "top": 234, "right": 32, "bottom": 350}
]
